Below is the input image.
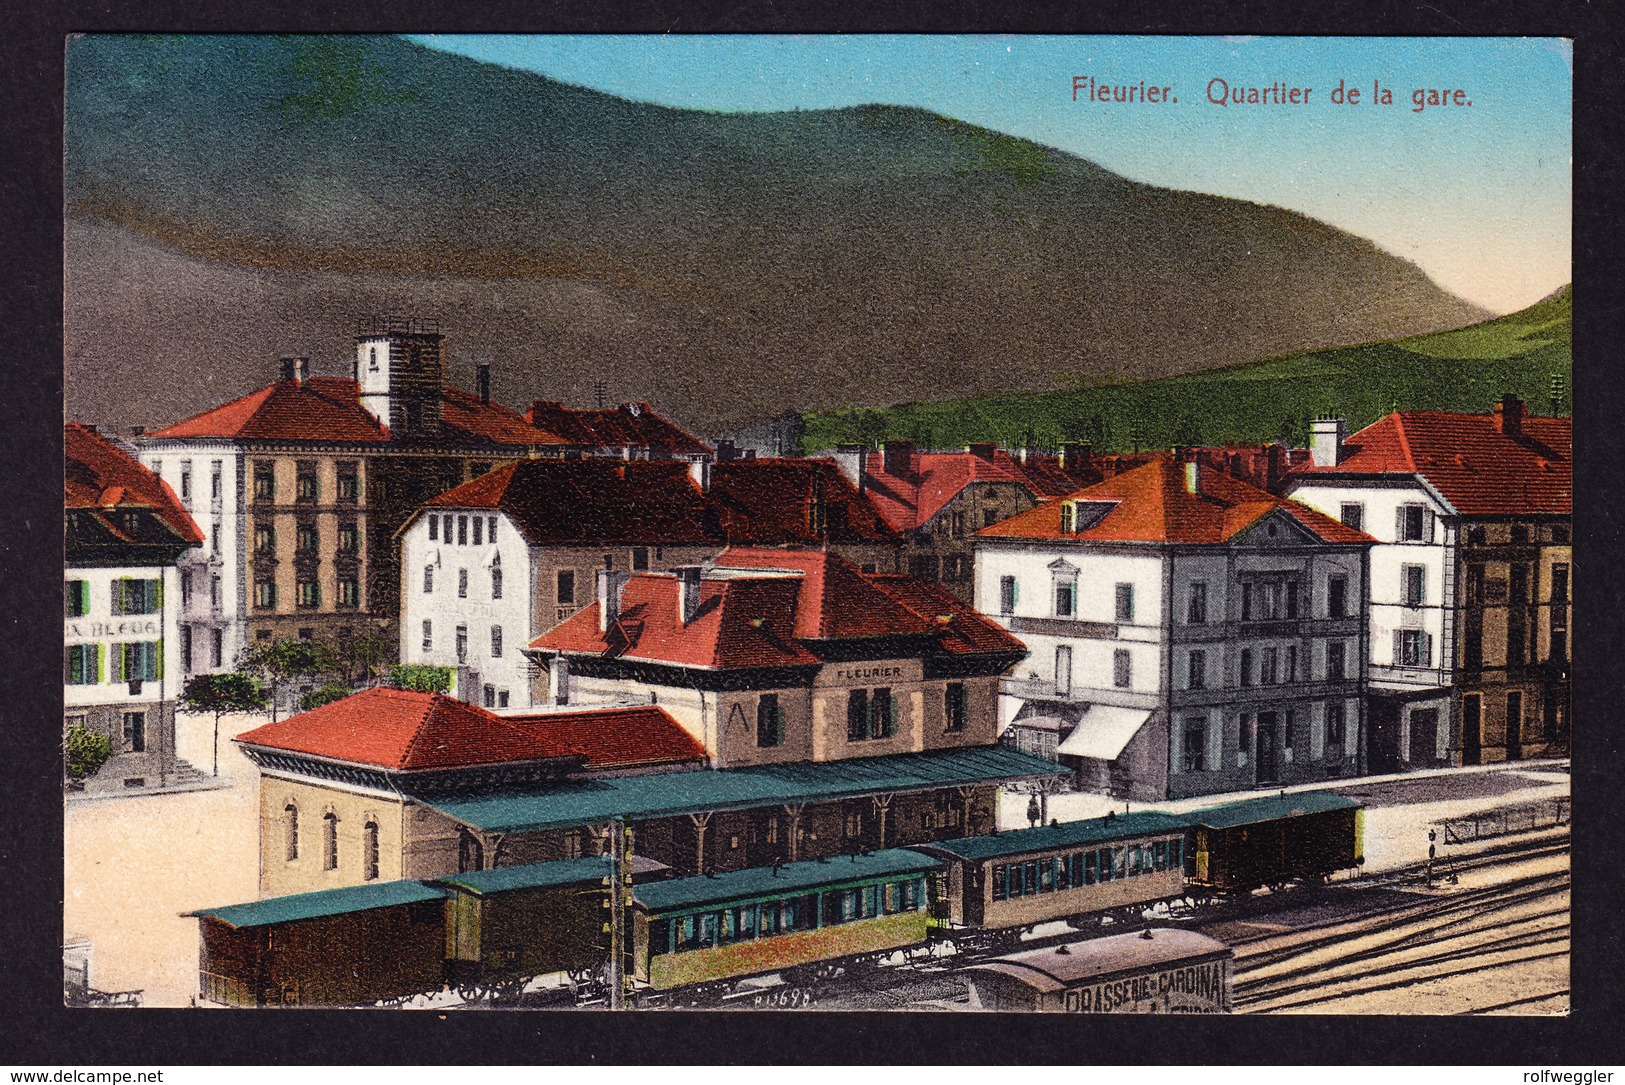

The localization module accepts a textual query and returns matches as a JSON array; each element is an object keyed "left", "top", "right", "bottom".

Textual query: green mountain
[
  {"left": 801, "top": 285, "right": 1572, "bottom": 454},
  {"left": 66, "top": 34, "right": 1486, "bottom": 434}
]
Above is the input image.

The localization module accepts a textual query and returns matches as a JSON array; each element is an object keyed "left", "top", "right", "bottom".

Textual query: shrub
[
  {"left": 386, "top": 663, "right": 453, "bottom": 694},
  {"left": 66, "top": 724, "right": 113, "bottom": 781}
]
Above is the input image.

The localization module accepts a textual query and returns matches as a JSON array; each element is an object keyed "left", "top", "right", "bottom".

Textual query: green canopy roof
[
  {"left": 919, "top": 811, "right": 1190, "bottom": 863},
  {"left": 186, "top": 880, "right": 446, "bottom": 929},
  {"left": 634, "top": 848, "right": 943, "bottom": 915},
  {"left": 431, "top": 855, "right": 614, "bottom": 896},
  {"left": 426, "top": 744, "right": 1060, "bottom": 835},
  {"left": 1187, "top": 790, "right": 1361, "bottom": 830}
]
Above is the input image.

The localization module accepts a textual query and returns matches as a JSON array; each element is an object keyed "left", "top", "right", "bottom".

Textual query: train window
[
  {"left": 1056, "top": 857, "right": 1071, "bottom": 891},
  {"left": 902, "top": 878, "right": 922, "bottom": 911},
  {"left": 1083, "top": 851, "right": 1096, "bottom": 885},
  {"left": 760, "top": 905, "right": 780, "bottom": 937},
  {"left": 992, "top": 865, "right": 1008, "bottom": 901},
  {"left": 864, "top": 885, "right": 880, "bottom": 917},
  {"left": 700, "top": 913, "right": 719, "bottom": 948},
  {"left": 1025, "top": 860, "right": 1039, "bottom": 896},
  {"left": 1039, "top": 859, "right": 1055, "bottom": 892}
]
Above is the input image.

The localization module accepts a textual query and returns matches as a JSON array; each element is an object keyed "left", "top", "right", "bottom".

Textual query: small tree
[
  {"left": 181, "top": 672, "right": 269, "bottom": 776},
  {"left": 65, "top": 724, "right": 113, "bottom": 784},
  {"left": 299, "top": 683, "right": 355, "bottom": 712},
  {"left": 243, "top": 638, "right": 334, "bottom": 721},
  {"left": 387, "top": 663, "right": 453, "bottom": 694}
]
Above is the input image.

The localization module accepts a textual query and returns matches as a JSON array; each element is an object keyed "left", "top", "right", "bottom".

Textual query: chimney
[
  {"left": 1494, "top": 393, "right": 1524, "bottom": 437},
  {"left": 279, "top": 356, "right": 298, "bottom": 383},
  {"left": 477, "top": 364, "right": 491, "bottom": 405},
  {"left": 1183, "top": 459, "right": 1199, "bottom": 495},
  {"left": 596, "top": 569, "right": 628, "bottom": 633},
  {"left": 688, "top": 458, "right": 712, "bottom": 491},
  {"left": 1264, "top": 443, "right": 1286, "bottom": 491},
  {"left": 882, "top": 439, "right": 916, "bottom": 477},
  {"left": 831, "top": 446, "right": 867, "bottom": 492},
  {"left": 966, "top": 442, "right": 997, "bottom": 462},
  {"left": 129, "top": 425, "right": 145, "bottom": 438},
  {"left": 675, "top": 566, "right": 704, "bottom": 627},
  {"left": 715, "top": 439, "right": 739, "bottom": 463},
  {"left": 1310, "top": 418, "right": 1346, "bottom": 468},
  {"left": 1059, "top": 442, "right": 1092, "bottom": 478}
]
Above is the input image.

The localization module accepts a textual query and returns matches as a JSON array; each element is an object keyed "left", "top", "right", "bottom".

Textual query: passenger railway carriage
[
  {"left": 632, "top": 849, "right": 942, "bottom": 991},
  {"left": 913, "top": 811, "right": 1190, "bottom": 934}
]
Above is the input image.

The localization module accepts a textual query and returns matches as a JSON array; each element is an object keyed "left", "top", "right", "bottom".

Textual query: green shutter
[
  {"left": 154, "top": 639, "right": 164, "bottom": 680},
  {"left": 95, "top": 643, "right": 104, "bottom": 684},
  {"left": 153, "top": 578, "right": 163, "bottom": 611},
  {"left": 79, "top": 580, "right": 90, "bottom": 616}
]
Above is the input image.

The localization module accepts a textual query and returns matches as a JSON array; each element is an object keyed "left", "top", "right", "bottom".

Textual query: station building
[{"left": 237, "top": 682, "right": 1057, "bottom": 894}]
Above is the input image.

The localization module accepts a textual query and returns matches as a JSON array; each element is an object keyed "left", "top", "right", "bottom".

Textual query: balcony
[{"left": 1008, "top": 615, "right": 1118, "bottom": 640}]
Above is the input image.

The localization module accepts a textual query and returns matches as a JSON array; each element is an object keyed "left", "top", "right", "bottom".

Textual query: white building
[
  {"left": 65, "top": 424, "right": 205, "bottom": 794},
  {"left": 975, "top": 457, "right": 1372, "bottom": 801},
  {"left": 398, "top": 457, "right": 900, "bottom": 709},
  {"left": 1284, "top": 399, "right": 1572, "bottom": 769}
]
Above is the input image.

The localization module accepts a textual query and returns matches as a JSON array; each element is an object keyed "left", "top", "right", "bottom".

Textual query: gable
[{"left": 1230, "top": 509, "right": 1330, "bottom": 548}]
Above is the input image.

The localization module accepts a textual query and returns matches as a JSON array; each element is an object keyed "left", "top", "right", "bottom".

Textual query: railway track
[{"left": 1232, "top": 845, "right": 1569, "bottom": 1013}]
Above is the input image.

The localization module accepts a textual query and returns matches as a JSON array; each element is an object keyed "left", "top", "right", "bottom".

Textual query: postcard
[{"left": 63, "top": 33, "right": 1570, "bottom": 1016}]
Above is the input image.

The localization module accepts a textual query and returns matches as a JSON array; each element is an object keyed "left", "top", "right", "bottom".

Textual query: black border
[{"left": 5, "top": 0, "right": 1621, "bottom": 1066}]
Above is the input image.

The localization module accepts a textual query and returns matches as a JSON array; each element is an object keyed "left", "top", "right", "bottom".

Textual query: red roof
[
  {"left": 709, "top": 459, "right": 898, "bottom": 544},
  {"left": 65, "top": 423, "right": 204, "bottom": 544},
  {"left": 525, "top": 400, "right": 712, "bottom": 457},
  {"left": 532, "top": 547, "right": 1023, "bottom": 668},
  {"left": 236, "top": 687, "right": 703, "bottom": 772},
  {"left": 859, "top": 446, "right": 1073, "bottom": 532},
  {"left": 150, "top": 376, "right": 566, "bottom": 448},
  {"left": 978, "top": 457, "right": 1373, "bottom": 546},
  {"left": 1287, "top": 407, "right": 1572, "bottom": 517},
  {"left": 419, "top": 458, "right": 898, "bottom": 546},
  {"left": 423, "top": 460, "right": 715, "bottom": 544}
]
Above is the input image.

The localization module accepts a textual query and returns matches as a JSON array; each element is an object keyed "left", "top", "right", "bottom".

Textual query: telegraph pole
[{"left": 604, "top": 816, "right": 634, "bottom": 1010}]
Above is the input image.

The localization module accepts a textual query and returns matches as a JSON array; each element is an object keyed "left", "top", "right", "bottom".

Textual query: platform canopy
[
  {"left": 426, "top": 744, "right": 1062, "bottom": 835},
  {"left": 1055, "top": 705, "right": 1152, "bottom": 761}
]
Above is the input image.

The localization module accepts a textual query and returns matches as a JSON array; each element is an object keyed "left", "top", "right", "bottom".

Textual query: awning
[{"left": 1055, "top": 705, "right": 1152, "bottom": 761}]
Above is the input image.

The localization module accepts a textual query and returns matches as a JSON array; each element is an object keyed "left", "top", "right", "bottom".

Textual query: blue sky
[{"left": 412, "top": 34, "right": 1571, "bottom": 314}]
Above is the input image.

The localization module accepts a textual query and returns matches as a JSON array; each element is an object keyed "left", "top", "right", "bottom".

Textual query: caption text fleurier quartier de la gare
[{"left": 1072, "top": 75, "right": 1473, "bottom": 113}]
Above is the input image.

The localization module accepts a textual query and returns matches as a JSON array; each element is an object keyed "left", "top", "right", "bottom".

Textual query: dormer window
[
  {"left": 368, "top": 346, "right": 379, "bottom": 372},
  {"left": 1059, "top": 502, "right": 1075, "bottom": 535}
]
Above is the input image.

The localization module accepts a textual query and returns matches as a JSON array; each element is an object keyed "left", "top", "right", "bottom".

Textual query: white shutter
[
  {"left": 1423, "top": 632, "right": 1434, "bottom": 667},
  {"left": 1395, "top": 506, "right": 1406, "bottom": 542},
  {"left": 1425, "top": 508, "right": 1436, "bottom": 543},
  {"left": 1392, "top": 629, "right": 1403, "bottom": 666}
]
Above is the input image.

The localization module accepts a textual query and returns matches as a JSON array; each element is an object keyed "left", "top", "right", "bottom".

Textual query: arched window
[
  {"left": 284, "top": 803, "right": 299, "bottom": 861},
  {"left": 423, "top": 565, "right": 434, "bottom": 593},
  {"left": 490, "top": 558, "right": 503, "bottom": 600},
  {"left": 363, "top": 820, "right": 380, "bottom": 882},
  {"left": 323, "top": 812, "right": 339, "bottom": 871}
]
